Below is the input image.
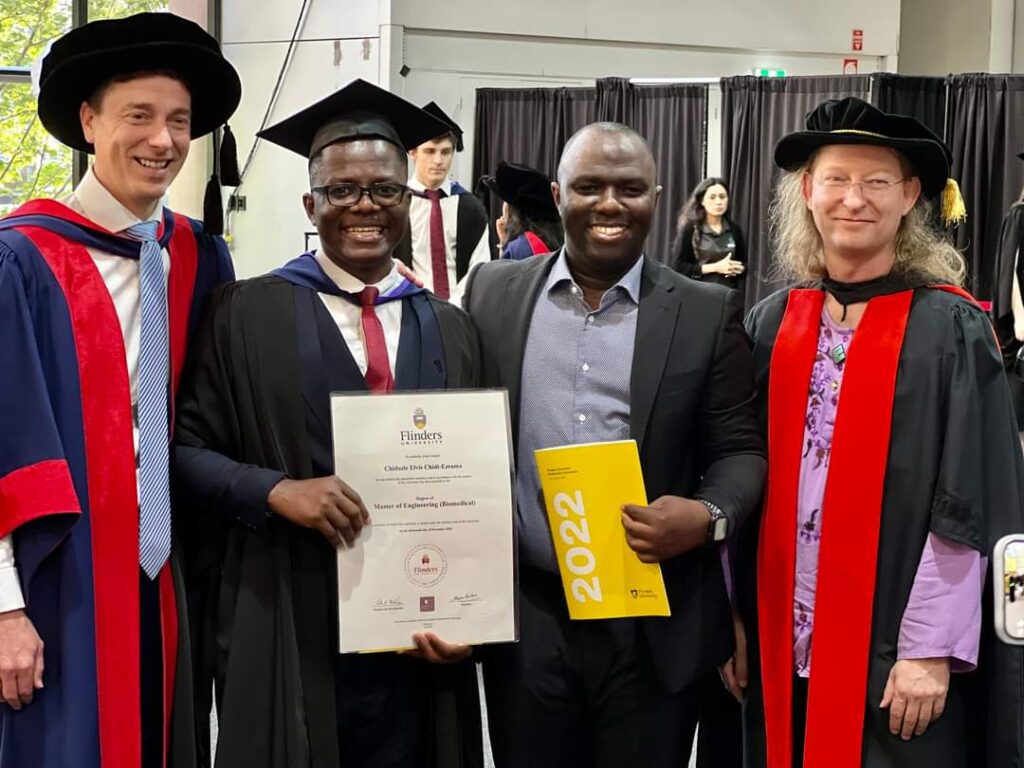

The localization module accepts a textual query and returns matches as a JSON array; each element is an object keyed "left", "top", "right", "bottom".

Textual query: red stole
[
  {"left": 758, "top": 288, "right": 912, "bottom": 768},
  {"left": 8, "top": 198, "right": 199, "bottom": 768}
]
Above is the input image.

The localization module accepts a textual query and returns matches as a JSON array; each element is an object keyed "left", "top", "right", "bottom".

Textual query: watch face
[{"left": 713, "top": 516, "right": 729, "bottom": 541}]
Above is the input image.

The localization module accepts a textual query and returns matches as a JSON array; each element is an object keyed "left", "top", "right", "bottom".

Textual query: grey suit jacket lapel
[
  {"left": 629, "top": 259, "right": 680, "bottom": 452},
  {"left": 501, "top": 253, "right": 558, "bottom": 436}
]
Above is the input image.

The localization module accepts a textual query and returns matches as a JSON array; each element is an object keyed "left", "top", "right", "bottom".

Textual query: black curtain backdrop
[
  {"left": 472, "top": 87, "right": 597, "bottom": 243},
  {"left": 472, "top": 79, "right": 707, "bottom": 263},
  {"left": 720, "top": 75, "right": 871, "bottom": 310},
  {"left": 594, "top": 78, "right": 708, "bottom": 263},
  {"left": 945, "top": 74, "right": 1024, "bottom": 299},
  {"left": 871, "top": 73, "right": 947, "bottom": 141},
  {"left": 472, "top": 73, "right": 1024, "bottom": 307}
]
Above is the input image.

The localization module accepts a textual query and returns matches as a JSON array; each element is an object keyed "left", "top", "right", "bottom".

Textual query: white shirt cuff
[{"left": 0, "top": 535, "right": 25, "bottom": 612}]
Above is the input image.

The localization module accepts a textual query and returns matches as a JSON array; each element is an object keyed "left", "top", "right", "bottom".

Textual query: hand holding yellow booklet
[{"left": 534, "top": 440, "right": 671, "bottom": 620}]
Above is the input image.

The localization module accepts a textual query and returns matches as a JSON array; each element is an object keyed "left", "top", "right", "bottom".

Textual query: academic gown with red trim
[
  {"left": 0, "top": 200, "right": 233, "bottom": 768},
  {"left": 737, "top": 285, "right": 1024, "bottom": 768}
]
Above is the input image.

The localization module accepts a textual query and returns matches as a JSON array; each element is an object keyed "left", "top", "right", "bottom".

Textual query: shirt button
[
  {"left": 586, "top": 316, "right": 595, "bottom": 324},
  {"left": 582, "top": 363, "right": 590, "bottom": 372},
  {"left": 571, "top": 285, "right": 579, "bottom": 295},
  {"left": 578, "top": 414, "right": 586, "bottom": 423}
]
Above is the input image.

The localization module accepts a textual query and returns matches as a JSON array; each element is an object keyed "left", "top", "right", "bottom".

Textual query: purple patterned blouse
[{"left": 792, "top": 306, "right": 984, "bottom": 677}]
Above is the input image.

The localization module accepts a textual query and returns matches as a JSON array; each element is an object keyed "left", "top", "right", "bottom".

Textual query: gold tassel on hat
[{"left": 941, "top": 178, "right": 967, "bottom": 225}]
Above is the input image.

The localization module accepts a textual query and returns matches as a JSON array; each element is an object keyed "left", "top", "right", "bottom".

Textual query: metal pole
[{"left": 72, "top": 0, "right": 89, "bottom": 185}]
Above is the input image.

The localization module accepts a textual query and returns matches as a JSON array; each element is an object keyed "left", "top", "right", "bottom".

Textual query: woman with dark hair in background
[
  {"left": 483, "top": 161, "right": 564, "bottom": 259},
  {"left": 672, "top": 176, "right": 746, "bottom": 289}
]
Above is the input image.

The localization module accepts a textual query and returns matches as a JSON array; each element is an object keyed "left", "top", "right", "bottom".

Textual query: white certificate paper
[{"left": 332, "top": 390, "right": 517, "bottom": 653}]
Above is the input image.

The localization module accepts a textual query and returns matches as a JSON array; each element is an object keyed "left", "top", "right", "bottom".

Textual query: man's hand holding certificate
[{"left": 332, "top": 390, "right": 517, "bottom": 653}]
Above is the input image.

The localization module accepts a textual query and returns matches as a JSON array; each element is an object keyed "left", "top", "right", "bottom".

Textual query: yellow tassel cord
[{"left": 942, "top": 178, "right": 967, "bottom": 225}]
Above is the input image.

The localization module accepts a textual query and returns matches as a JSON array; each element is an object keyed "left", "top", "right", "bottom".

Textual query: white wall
[
  {"left": 220, "top": 1, "right": 396, "bottom": 276},
  {"left": 221, "top": 0, "right": 900, "bottom": 277},
  {"left": 391, "top": 0, "right": 899, "bottom": 56},
  {"left": 1014, "top": 0, "right": 1024, "bottom": 70},
  {"left": 899, "top": 0, "right": 994, "bottom": 74}
]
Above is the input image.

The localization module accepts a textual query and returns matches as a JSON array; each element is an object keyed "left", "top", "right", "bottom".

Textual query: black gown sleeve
[
  {"left": 926, "top": 299, "right": 1024, "bottom": 768},
  {"left": 929, "top": 300, "right": 1024, "bottom": 551},
  {"left": 173, "top": 286, "right": 285, "bottom": 531}
]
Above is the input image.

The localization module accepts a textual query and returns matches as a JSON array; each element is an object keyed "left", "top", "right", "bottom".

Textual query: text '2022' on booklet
[
  {"left": 332, "top": 389, "right": 518, "bottom": 653},
  {"left": 534, "top": 440, "right": 670, "bottom": 620}
]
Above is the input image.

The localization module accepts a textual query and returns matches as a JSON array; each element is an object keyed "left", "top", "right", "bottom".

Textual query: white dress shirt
[
  {"left": 0, "top": 169, "right": 170, "bottom": 612},
  {"left": 406, "top": 176, "right": 491, "bottom": 304},
  {"left": 313, "top": 252, "right": 404, "bottom": 377}
]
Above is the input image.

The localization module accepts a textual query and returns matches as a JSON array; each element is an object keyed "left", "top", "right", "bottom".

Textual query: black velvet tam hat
[
  {"left": 481, "top": 161, "right": 559, "bottom": 221},
  {"left": 421, "top": 101, "right": 464, "bottom": 151},
  {"left": 774, "top": 97, "right": 952, "bottom": 200},
  {"left": 37, "top": 12, "right": 241, "bottom": 153},
  {"left": 257, "top": 79, "right": 451, "bottom": 158}
]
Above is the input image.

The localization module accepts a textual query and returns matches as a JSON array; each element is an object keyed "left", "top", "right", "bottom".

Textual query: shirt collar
[
  {"left": 408, "top": 175, "right": 453, "bottom": 196},
  {"left": 68, "top": 167, "right": 163, "bottom": 232},
  {"left": 546, "top": 248, "right": 644, "bottom": 305},
  {"left": 314, "top": 252, "right": 404, "bottom": 295}
]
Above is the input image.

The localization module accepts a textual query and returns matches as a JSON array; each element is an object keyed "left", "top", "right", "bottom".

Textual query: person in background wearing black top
[{"left": 671, "top": 176, "right": 746, "bottom": 289}]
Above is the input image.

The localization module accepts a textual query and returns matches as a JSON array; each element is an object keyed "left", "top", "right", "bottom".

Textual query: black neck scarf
[{"left": 819, "top": 272, "right": 922, "bottom": 320}]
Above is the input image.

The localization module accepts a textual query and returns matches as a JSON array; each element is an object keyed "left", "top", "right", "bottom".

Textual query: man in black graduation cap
[
  {"left": 396, "top": 102, "right": 490, "bottom": 303},
  {"left": 740, "top": 96, "right": 1024, "bottom": 768},
  {"left": 172, "top": 79, "right": 484, "bottom": 768},
  {"left": 0, "top": 12, "right": 238, "bottom": 768}
]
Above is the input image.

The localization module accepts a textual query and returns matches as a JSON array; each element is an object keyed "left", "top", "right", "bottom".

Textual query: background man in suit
[
  {"left": 397, "top": 102, "right": 490, "bottom": 303},
  {"left": 464, "top": 122, "right": 766, "bottom": 768}
]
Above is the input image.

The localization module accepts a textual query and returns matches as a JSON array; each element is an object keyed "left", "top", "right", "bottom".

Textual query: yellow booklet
[{"left": 534, "top": 440, "right": 671, "bottom": 620}]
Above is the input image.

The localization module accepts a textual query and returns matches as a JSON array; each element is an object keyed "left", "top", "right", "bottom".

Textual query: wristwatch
[{"left": 698, "top": 499, "right": 729, "bottom": 544}]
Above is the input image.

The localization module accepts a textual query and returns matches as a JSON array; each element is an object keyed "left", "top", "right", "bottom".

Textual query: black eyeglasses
[{"left": 310, "top": 183, "right": 410, "bottom": 208}]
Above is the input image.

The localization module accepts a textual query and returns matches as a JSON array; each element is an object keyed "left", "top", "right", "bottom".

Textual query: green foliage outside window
[{"left": 0, "top": 0, "right": 167, "bottom": 214}]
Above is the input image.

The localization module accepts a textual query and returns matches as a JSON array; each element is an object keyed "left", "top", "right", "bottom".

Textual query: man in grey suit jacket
[{"left": 464, "top": 123, "right": 766, "bottom": 768}]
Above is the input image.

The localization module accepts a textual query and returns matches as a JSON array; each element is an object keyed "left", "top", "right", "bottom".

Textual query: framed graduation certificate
[{"left": 331, "top": 389, "right": 517, "bottom": 653}]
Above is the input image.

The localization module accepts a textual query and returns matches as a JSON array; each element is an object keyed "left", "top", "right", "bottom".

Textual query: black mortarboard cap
[
  {"left": 481, "top": 161, "right": 558, "bottom": 221},
  {"left": 257, "top": 79, "right": 451, "bottom": 158},
  {"left": 421, "top": 101, "right": 464, "bottom": 151}
]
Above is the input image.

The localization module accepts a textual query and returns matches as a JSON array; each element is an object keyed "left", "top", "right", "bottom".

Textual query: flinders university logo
[
  {"left": 400, "top": 407, "right": 442, "bottom": 445},
  {"left": 405, "top": 545, "right": 448, "bottom": 587}
]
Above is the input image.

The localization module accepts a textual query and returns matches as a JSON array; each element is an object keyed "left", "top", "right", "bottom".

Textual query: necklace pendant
[{"left": 830, "top": 343, "right": 846, "bottom": 365}]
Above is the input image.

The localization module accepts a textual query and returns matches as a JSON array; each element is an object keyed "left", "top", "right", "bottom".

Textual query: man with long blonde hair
[{"left": 738, "top": 97, "right": 1024, "bottom": 768}]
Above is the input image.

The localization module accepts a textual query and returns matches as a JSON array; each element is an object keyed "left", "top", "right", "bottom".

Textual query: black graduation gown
[
  {"left": 992, "top": 202, "right": 1024, "bottom": 344},
  {"left": 738, "top": 286, "right": 1024, "bottom": 768},
  {"left": 171, "top": 274, "right": 484, "bottom": 768},
  {"left": 991, "top": 203, "right": 1024, "bottom": 429}
]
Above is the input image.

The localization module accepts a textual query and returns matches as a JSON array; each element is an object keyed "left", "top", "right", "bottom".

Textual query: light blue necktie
[{"left": 126, "top": 220, "right": 171, "bottom": 579}]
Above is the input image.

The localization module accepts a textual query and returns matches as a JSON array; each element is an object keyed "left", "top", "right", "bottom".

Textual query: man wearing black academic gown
[
  {"left": 990, "top": 156, "right": 1024, "bottom": 428},
  {"left": 172, "top": 80, "right": 483, "bottom": 768},
  {"left": 737, "top": 97, "right": 1024, "bottom": 768}
]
